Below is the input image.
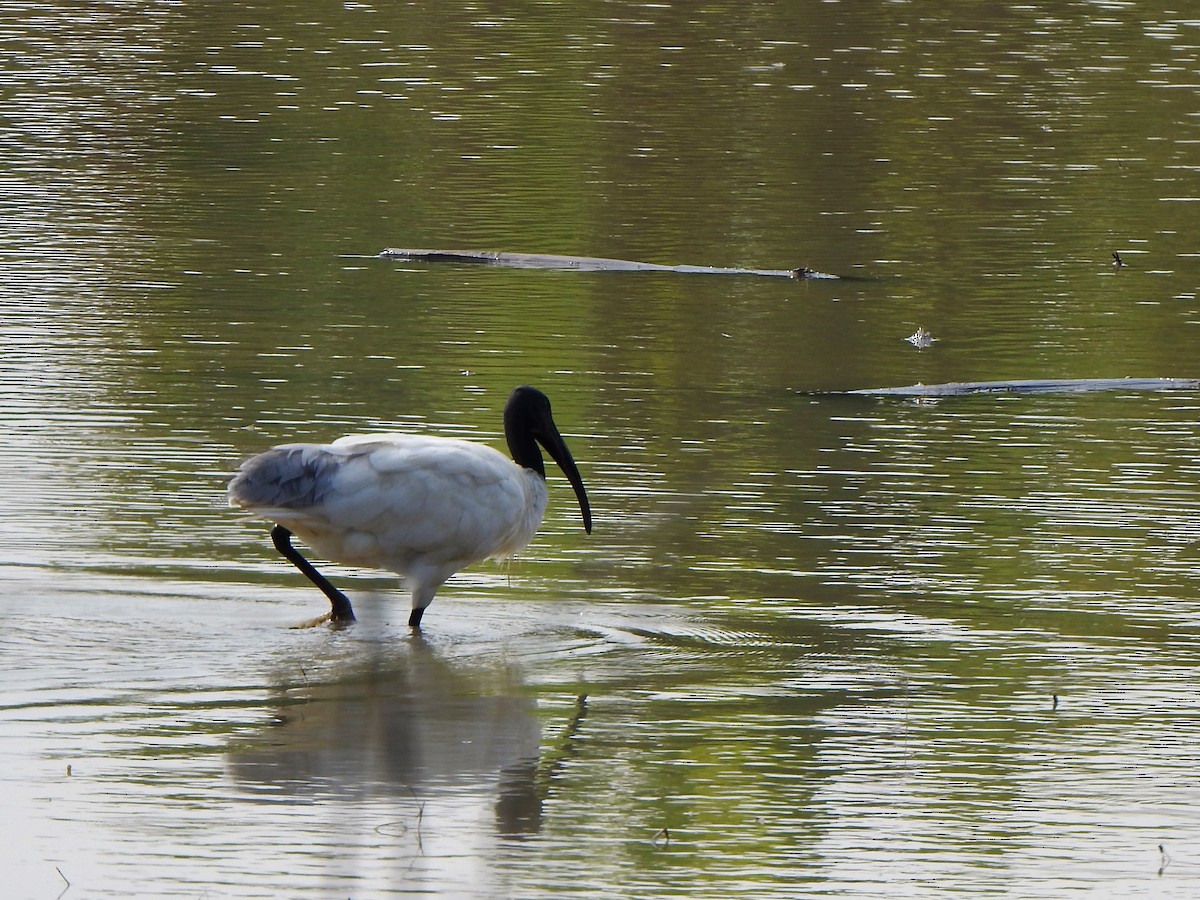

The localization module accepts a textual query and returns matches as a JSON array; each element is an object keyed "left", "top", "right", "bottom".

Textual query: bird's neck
[{"left": 504, "top": 415, "right": 546, "bottom": 477}]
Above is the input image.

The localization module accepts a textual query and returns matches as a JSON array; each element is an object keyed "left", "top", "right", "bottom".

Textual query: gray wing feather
[{"left": 228, "top": 444, "right": 345, "bottom": 511}]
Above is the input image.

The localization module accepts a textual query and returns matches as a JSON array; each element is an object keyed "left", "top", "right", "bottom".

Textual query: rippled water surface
[{"left": 3, "top": 1, "right": 1200, "bottom": 897}]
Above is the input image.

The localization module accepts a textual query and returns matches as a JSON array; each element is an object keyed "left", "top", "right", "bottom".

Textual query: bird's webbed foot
[{"left": 290, "top": 607, "right": 356, "bottom": 630}]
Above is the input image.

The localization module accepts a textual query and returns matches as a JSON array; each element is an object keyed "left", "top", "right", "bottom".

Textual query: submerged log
[
  {"left": 843, "top": 378, "right": 1200, "bottom": 397},
  {"left": 379, "top": 247, "right": 841, "bottom": 280}
]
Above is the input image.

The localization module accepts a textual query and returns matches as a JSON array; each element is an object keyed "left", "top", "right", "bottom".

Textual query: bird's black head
[{"left": 504, "top": 386, "right": 592, "bottom": 534}]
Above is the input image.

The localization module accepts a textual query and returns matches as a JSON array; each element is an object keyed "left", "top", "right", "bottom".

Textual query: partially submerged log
[
  {"left": 843, "top": 378, "right": 1200, "bottom": 397},
  {"left": 379, "top": 247, "right": 841, "bottom": 280}
]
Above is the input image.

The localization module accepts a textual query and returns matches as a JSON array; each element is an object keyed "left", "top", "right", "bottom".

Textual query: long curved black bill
[{"left": 538, "top": 426, "right": 592, "bottom": 534}]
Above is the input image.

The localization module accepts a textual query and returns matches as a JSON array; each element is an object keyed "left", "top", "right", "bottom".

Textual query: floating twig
[{"left": 407, "top": 785, "right": 426, "bottom": 853}]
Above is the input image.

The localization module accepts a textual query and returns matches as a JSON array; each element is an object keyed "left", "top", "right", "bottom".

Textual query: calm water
[{"left": 3, "top": 1, "right": 1200, "bottom": 896}]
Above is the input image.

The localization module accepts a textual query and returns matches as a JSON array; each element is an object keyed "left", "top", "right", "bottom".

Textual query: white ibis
[{"left": 228, "top": 386, "right": 592, "bottom": 628}]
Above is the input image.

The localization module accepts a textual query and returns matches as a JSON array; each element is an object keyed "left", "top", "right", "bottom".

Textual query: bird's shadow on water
[{"left": 224, "top": 624, "right": 587, "bottom": 839}]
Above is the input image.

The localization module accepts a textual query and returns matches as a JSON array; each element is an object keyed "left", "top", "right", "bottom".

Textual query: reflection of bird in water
[
  {"left": 228, "top": 386, "right": 592, "bottom": 628},
  {"left": 226, "top": 639, "right": 589, "bottom": 839},
  {"left": 495, "top": 694, "right": 588, "bottom": 836}
]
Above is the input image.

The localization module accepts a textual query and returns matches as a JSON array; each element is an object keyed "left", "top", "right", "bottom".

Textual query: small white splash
[{"left": 906, "top": 326, "right": 936, "bottom": 349}]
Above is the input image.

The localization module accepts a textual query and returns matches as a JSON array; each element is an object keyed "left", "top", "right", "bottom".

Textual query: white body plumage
[
  {"left": 235, "top": 435, "right": 548, "bottom": 597},
  {"left": 228, "top": 386, "right": 591, "bottom": 628}
]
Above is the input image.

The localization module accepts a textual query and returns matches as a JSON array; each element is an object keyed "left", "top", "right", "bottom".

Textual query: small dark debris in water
[
  {"left": 906, "top": 326, "right": 936, "bottom": 349},
  {"left": 1159, "top": 843, "right": 1171, "bottom": 876},
  {"left": 652, "top": 827, "right": 671, "bottom": 846},
  {"left": 1052, "top": 694, "right": 1059, "bottom": 710},
  {"left": 65, "top": 764, "right": 72, "bottom": 777},
  {"left": 1113, "top": 251, "right": 1125, "bottom": 269},
  {"left": 373, "top": 819, "right": 410, "bottom": 838}
]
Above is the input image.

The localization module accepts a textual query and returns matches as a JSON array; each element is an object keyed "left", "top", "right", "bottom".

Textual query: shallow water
[{"left": 3, "top": 1, "right": 1200, "bottom": 897}]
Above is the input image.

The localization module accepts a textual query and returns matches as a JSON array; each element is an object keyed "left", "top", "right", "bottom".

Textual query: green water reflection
[{"left": 2, "top": 0, "right": 1200, "bottom": 897}]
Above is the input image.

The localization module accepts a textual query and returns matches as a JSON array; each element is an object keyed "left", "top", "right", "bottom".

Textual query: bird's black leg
[
  {"left": 270, "top": 525, "right": 356, "bottom": 625},
  {"left": 408, "top": 606, "right": 425, "bottom": 628}
]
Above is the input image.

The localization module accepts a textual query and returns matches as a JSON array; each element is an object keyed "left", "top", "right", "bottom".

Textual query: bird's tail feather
[{"left": 227, "top": 445, "right": 341, "bottom": 512}]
